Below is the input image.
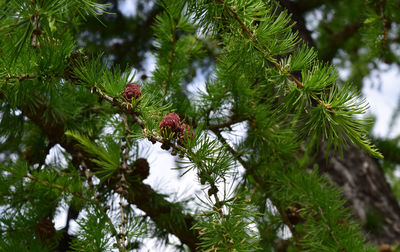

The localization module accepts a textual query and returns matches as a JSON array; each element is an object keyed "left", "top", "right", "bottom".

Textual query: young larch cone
[
  {"left": 122, "top": 83, "right": 142, "bottom": 101},
  {"left": 159, "top": 112, "right": 182, "bottom": 134}
]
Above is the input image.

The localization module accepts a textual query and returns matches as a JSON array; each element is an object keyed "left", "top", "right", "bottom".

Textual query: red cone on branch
[
  {"left": 122, "top": 83, "right": 142, "bottom": 101},
  {"left": 159, "top": 113, "right": 182, "bottom": 134}
]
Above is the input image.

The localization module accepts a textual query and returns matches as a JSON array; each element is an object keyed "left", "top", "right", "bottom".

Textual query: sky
[
  {"left": 53, "top": 1, "right": 400, "bottom": 251},
  {"left": 362, "top": 65, "right": 400, "bottom": 138}
]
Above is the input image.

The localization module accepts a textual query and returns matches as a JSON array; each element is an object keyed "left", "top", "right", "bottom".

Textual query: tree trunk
[{"left": 316, "top": 144, "right": 400, "bottom": 245}]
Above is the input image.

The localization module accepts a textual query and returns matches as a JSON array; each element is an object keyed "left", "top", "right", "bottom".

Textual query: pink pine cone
[
  {"left": 122, "top": 83, "right": 142, "bottom": 101},
  {"left": 159, "top": 113, "right": 182, "bottom": 133},
  {"left": 178, "top": 123, "right": 194, "bottom": 145}
]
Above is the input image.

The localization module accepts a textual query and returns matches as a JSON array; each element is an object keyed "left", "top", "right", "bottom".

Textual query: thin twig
[
  {"left": 4, "top": 74, "right": 36, "bottom": 82},
  {"left": 211, "top": 129, "right": 250, "bottom": 170},
  {"left": 162, "top": 23, "right": 177, "bottom": 101},
  {"left": 119, "top": 195, "right": 126, "bottom": 251},
  {"left": 116, "top": 113, "right": 132, "bottom": 251},
  {"left": 208, "top": 117, "right": 247, "bottom": 131},
  {"left": 378, "top": 0, "right": 391, "bottom": 61},
  {"left": 24, "top": 173, "right": 88, "bottom": 201},
  {"left": 0, "top": 21, "right": 28, "bottom": 32},
  {"left": 211, "top": 129, "right": 303, "bottom": 250},
  {"left": 30, "top": 1, "right": 41, "bottom": 49}
]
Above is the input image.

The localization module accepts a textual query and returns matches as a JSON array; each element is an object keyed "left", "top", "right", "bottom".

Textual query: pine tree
[{"left": 0, "top": 0, "right": 397, "bottom": 251}]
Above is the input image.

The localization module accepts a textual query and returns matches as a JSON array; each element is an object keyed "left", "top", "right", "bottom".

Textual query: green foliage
[
  {"left": 194, "top": 195, "right": 261, "bottom": 251},
  {"left": 151, "top": 0, "right": 204, "bottom": 116},
  {"left": 69, "top": 206, "right": 115, "bottom": 251},
  {"left": 0, "top": 161, "right": 87, "bottom": 251},
  {"left": 300, "top": 84, "right": 382, "bottom": 158},
  {"left": 0, "top": 0, "right": 395, "bottom": 251},
  {"left": 66, "top": 131, "right": 120, "bottom": 182}
]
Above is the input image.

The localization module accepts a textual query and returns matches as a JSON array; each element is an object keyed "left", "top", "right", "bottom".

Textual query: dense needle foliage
[{"left": 0, "top": 0, "right": 394, "bottom": 251}]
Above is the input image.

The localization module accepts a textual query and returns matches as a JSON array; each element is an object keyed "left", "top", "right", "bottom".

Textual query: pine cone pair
[{"left": 159, "top": 113, "right": 193, "bottom": 145}]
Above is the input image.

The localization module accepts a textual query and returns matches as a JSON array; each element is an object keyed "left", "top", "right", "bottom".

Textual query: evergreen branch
[
  {"left": 3, "top": 74, "right": 37, "bottom": 82},
  {"left": 75, "top": 159, "right": 124, "bottom": 249},
  {"left": 21, "top": 172, "right": 122, "bottom": 247},
  {"left": 87, "top": 86, "right": 145, "bottom": 128},
  {"left": 123, "top": 181, "right": 199, "bottom": 250},
  {"left": 212, "top": 188, "right": 225, "bottom": 220},
  {"left": 121, "top": 114, "right": 132, "bottom": 173},
  {"left": 318, "top": 206, "right": 347, "bottom": 252},
  {"left": 116, "top": 113, "right": 131, "bottom": 251},
  {"left": 23, "top": 173, "right": 88, "bottom": 201},
  {"left": 211, "top": 0, "right": 382, "bottom": 158},
  {"left": 22, "top": 170, "right": 117, "bottom": 243},
  {"left": 0, "top": 20, "right": 28, "bottom": 32},
  {"left": 65, "top": 131, "right": 120, "bottom": 179},
  {"left": 208, "top": 117, "right": 247, "bottom": 131},
  {"left": 205, "top": 117, "right": 305, "bottom": 249},
  {"left": 211, "top": 128, "right": 303, "bottom": 250},
  {"left": 212, "top": 0, "right": 336, "bottom": 113},
  {"left": 12, "top": 94, "right": 200, "bottom": 250},
  {"left": 214, "top": 0, "right": 304, "bottom": 88},
  {"left": 162, "top": 20, "right": 177, "bottom": 101},
  {"left": 119, "top": 195, "right": 126, "bottom": 252},
  {"left": 211, "top": 129, "right": 250, "bottom": 170},
  {"left": 215, "top": 0, "right": 255, "bottom": 40}
]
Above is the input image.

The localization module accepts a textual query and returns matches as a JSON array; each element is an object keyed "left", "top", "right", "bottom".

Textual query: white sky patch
[
  {"left": 363, "top": 65, "right": 400, "bottom": 138},
  {"left": 141, "top": 52, "right": 157, "bottom": 75},
  {"left": 187, "top": 67, "right": 208, "bottom": 99},
  {"left": 143, "top": 140, "right": 202, "bottom": 202},
  {"left": 118, "top": 0, "right": 138, "bottom": 17},
  {"left": 129, "top": 52, "right": 157, "bottom": 82},
  {"left": 118, "top": 0, "right": 156, "bottom": 18},
  {"left": 45, "top": 144, "right": 68, "bottom": 167},
  {"left": 54, "top": 200, "right": 68, "bottom": 230}
]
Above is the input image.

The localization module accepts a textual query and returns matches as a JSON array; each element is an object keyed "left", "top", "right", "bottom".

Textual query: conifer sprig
[{"left": 186, "top": 0, "right": 382, "bottom": 159}]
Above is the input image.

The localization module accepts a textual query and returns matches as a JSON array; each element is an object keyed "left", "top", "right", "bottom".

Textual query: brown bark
[{"left": 316, "top": 144, "right": 400, "bottom": 245}]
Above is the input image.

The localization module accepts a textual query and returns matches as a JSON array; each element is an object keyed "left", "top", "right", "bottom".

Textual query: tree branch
[
  {"left": 210, "top": 128, "right": 303, "bottom": 250},
  {"left": 23, "top": 173, "right": 88, "bottom": 201},
  {"left": 8, "top": 94, "right": 200, "bottom": 251},
  {"left": 162, "top": 20, "right": 177, "bottom": 101}
]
